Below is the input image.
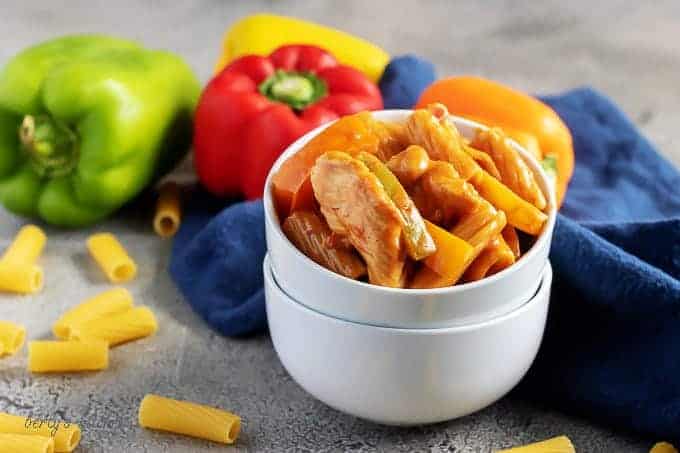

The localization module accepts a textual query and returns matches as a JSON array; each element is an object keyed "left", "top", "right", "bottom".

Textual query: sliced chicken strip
[
  {"left": 357, "top": 152, "right": 435, "bottom": 261},
  {"left": 311, "top": 151, "right": 407, "bottom": 287}
]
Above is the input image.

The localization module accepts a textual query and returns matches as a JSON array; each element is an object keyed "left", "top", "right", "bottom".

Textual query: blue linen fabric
[
  {"left": 170, "top": 195, "right": 267, "bottom": 336},
  {"left": 519, "top": 90, "right": 680, "bottom": 440},
  {"left": 169, "top": 82, "right": 680, "bottom": 437}
]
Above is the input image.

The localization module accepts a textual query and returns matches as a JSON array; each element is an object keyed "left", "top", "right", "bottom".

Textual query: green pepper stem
[
  {"left": 259, "top": 70, "right": 327, "bottom": 110},
  {"left": 19, "top": 115, "right": 79, "bottom": 178}
]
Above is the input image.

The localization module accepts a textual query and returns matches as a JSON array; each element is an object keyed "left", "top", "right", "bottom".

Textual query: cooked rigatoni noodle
[
  {"left": 138, "top": 394, "right": 241, "bottom": 444},
  {"left": 0, "top": 434, "right": 54, "bottom": 453},
  {"left": 488, "top": 236, "right": 516, "bottom": 275},
  {"left": 473, "top": 128, "right": 547, "bottom": 211},
  {"left": 86, "top": 233, "right": 137, "bottom": 283},
  {"left": 1, "top": 225, "right": 47, "bottom": 264},
  {"left": 28, "top": 340, "right": 108, "bottom": 373},
  {"left": 153, "top": 182, "right": 182, "bottom": 238},
  {"left": 52, "top": 287, "right": 133, "bottom": 339},
  {"left": 0, "top": 321, "right": 26, "bottom": 357},
  {"left": 463, "top": 235, "right": 515, "bottom": 283},
  {"left": 0, "top": 261, "right": 43, "bottom": 294},
  {"left": 451, "top": 204, "right": 506, "bottom": 258},
  {"left": 501, "top": 225, "right": 521, "bottom": 259},
  {"left": 71, "top": 306, "right": 158, "bottom": 347},
  {"left": 0, "top": 412, "right": 81, "bottom": 452},
  {"left": 407, "top": 105, "right": 547, "bottom": 235},
  {"left": 497, "top": 435, "right": 574, "bottom": 452}
]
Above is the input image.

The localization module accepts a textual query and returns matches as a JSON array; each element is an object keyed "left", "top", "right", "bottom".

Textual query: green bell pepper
[{"left": 0, "top": 35, "right": 200, "bottom": 227}]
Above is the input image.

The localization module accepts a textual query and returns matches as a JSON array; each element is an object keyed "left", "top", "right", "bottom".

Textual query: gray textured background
[{"left": 1, "top": 1, "right": 678, "bottom": 451}]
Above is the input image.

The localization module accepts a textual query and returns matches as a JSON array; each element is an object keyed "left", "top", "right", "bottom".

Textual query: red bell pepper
[{"left": 193, "top": 44, "right": 383, "bottom": 199}]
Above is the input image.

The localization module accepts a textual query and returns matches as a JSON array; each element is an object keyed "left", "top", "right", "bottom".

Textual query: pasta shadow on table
[
  {"left": 70, "top": 251, "right": 107, "bottom": 285},
  {"left": 141, "top": 238, "right": 267, "bottom": 341}
]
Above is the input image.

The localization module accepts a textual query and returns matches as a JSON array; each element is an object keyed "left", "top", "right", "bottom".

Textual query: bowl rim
[
  {"left": 264, "top": 254, "right": 553, "bottom": 333},
  {"left": 263, "top": 109, "right": 557, "bottom": 295}
]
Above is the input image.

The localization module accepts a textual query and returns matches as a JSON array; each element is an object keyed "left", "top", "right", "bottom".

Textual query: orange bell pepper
[
  {"left": 272, "top": 111, "right": 396, "bottom": 218},
  {"left": 416, "top": 76, "right": 574, "bottom": 207}
]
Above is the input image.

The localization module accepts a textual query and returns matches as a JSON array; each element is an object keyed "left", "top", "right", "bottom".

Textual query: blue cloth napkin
[
  {"left": 519, "top": 90, "right": 680, "bottom": 440},
  {"left": 170, "top": 80, "right": 680, "bottom": 436}
]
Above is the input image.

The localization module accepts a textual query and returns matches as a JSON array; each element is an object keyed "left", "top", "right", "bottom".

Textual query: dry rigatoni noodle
[
  {"left": 28, "top": 340, "right": 108, "bottom": 373},
  {"left": 0, "top": 321, "right": 26, "bottom": 357},
  {"left": 496, "top": 435, "right": 574, "bottom": 452},
  {"left": 153, "top": 182, "right": 182, "bottom": 238},
  {"left": 138, "top": 394, "right": 240, "bottom": 444},
  {"left": 86, "top": 233, "right": 137, "bottom": 283},
  {"left": 1, "top": 225, "right": 46, "bottom": 265},
  {"left": 0, "top": 412, "right": 81, "bottom": 452},
  {"left": 71, "top": 306, "right": 157, "bottom": 346},
  {"left": 53, "top": 287, "right": 133, "bottom": 339},
  {"left": 0, "top": 261, "right": 43, "bottom": 294},
  {"left": 0, "top": 434, "right": 54, "bottom": 453}
]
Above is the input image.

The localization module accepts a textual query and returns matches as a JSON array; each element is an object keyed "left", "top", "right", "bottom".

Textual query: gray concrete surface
[{"left": 1, "top": 1, "right": 678, "bottom": 451}]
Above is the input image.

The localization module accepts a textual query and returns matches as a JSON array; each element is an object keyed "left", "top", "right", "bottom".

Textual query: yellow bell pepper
[
  {"left": 216, "top": 14, "right": 390, "bottom": 82},
  {"left": 470, "top": 171, "right": 548, "bottom": 236},
  {"left": 410, "top": 221, "right": 475, "bottom": 289}
]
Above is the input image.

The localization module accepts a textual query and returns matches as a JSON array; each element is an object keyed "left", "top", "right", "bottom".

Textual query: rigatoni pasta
[
  {"left": 501, "top": 225, "right": 521, "bottom": 259},
  {"left": 496, "top": 435, "right": 574, "bottom": 452},
  {"left": 71, "top": 306, "right": 158, "bottom": 346},
  {"left": 0, "top": 261, "right": 43, "bottom": 294},
  {"left": 0, "top": 321, "right": 26, "bottom": 357},
  {"left": 28, "top": 340, "right": 108, "bottom": 373},
  {"left": 87, "top": 233, "right": 137, "bottom": 283},
  {"left": 0, "top": 225, "right": 46, "bottom": 294},
  {"left": 462, "top": 235, "right": 516, "bottom": 282},
  {"left": 0, "top": 434, "right": 54, "bottom": 453},
  {"left": 1, "top": 224, "right": 47, "bottom": 265},
  {"left": 138, "top": 394, "right": 241, "bottom": 444},
  {"left": 0, "top": 412, "right": 81, "bottom": 452},
  {"left": 153, "top": 182, "right": 182, "bottom": 238},
  {"left": 52, "top": 287, "right": 133, "bottom": 339}
]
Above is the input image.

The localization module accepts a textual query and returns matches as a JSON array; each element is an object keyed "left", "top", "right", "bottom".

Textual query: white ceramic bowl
[
  {"left": 264, "top": 110, "right": 556, "bottom": 328},
  {"left": 265, "top": 255, "right": 552, "bottom": 426}
]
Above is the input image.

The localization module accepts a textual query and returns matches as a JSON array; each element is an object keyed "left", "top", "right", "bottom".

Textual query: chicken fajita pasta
[{"left": 272, "top": 104, "right": 549, "bottom": 289}]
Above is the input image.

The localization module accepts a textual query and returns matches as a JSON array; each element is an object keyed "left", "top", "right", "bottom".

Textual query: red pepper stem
[
  {"left": 259, "top": 70, "right": 327, "bottom": 110},
  {"left": 19, "top": 115, "right": 79, "bottom": 178}
]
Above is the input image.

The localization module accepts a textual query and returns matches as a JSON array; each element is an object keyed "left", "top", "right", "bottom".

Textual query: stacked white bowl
[{"left": 263, "top": 110, "right": 557, "bottom": 425}]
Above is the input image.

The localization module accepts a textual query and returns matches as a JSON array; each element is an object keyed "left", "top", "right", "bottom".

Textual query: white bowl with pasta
[
  {"left": 265, "top": 254, "right": 552, "bottom": 425},
  {"left": 263, "top": 109, "right": 556, "bottom": 328}
]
